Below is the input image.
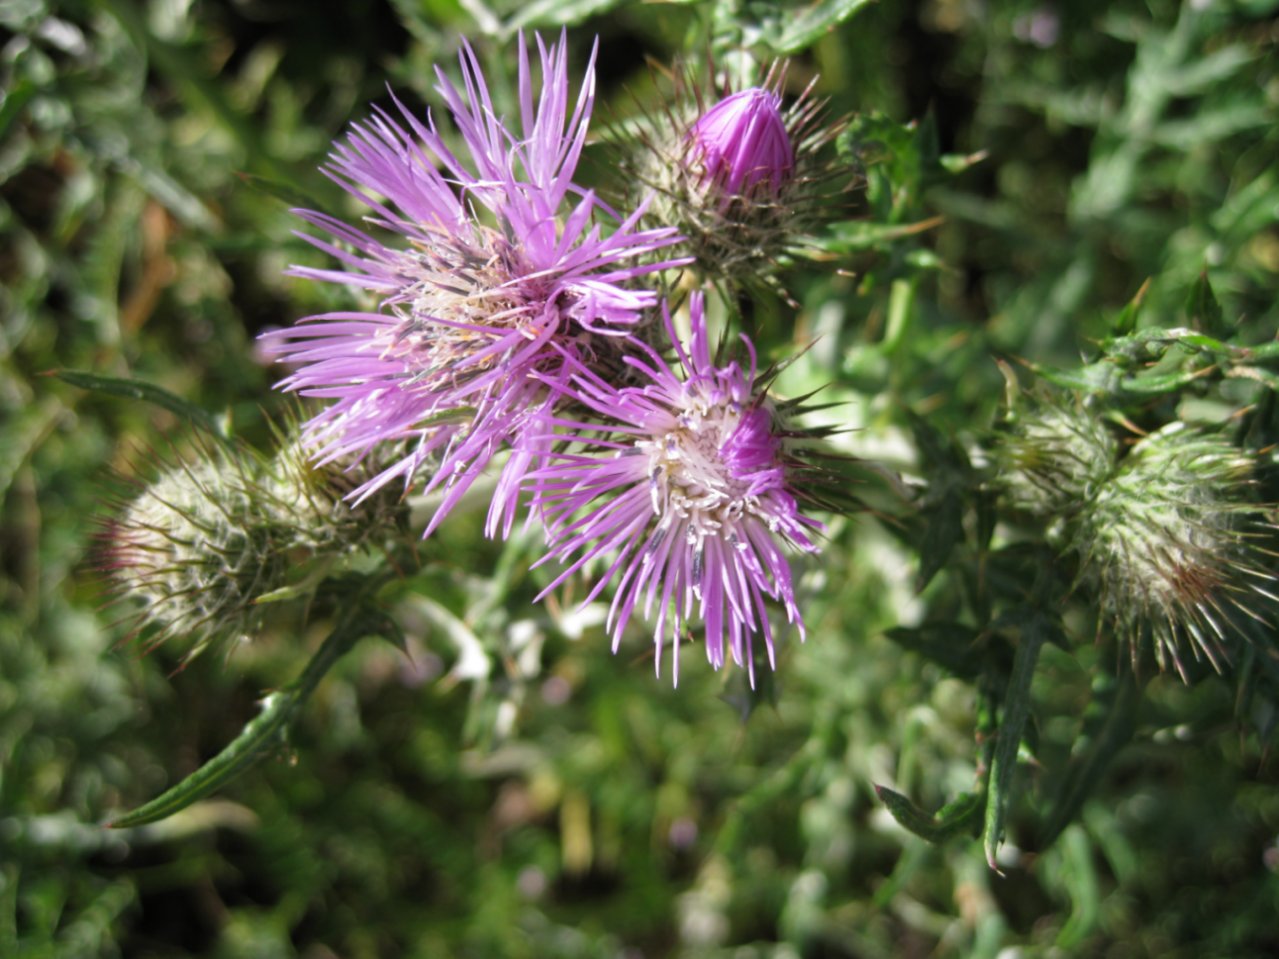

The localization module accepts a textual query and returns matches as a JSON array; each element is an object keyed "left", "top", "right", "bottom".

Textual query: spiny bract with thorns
[
  {"left": 995, "top": 396, "right": 1117, "bottom": 520},
  {"left": 1071, "top": 423, "right": 1278, "bottom": 677},
  {"left": 102, "top": 438, "right": 401, "bottom": 661}
]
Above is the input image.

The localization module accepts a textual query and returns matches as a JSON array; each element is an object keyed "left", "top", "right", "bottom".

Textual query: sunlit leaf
[{"left": 773, "top": 0, "right": 874, "bottom": 54}]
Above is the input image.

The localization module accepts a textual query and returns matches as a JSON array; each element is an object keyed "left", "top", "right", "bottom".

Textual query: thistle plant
[
  {"left": 72, "top": 13, "right": 1279, "bottom": 903},
  {"left": 23, "top": 4, "right": 1279, "bottom": 952}
]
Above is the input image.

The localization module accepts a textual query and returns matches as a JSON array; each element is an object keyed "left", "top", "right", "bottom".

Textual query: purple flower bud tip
[{"left": 687, "top": 87, "right": 794, "bottom": 197}]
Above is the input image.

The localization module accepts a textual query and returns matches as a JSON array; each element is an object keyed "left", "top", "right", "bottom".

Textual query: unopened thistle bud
[
  {"left": 996, "top": 401, "right": 1278, "bottom": 676},
  {"left": 687, "top": 87, "right": 794, "bottom": 199},
  {"left": 995, "top": 397, "right": 1117, "bottom": 519},
  {"left": 101, "top": 437, "right": 403, "bottom": 660},
  {"left": 1070, "top": 424, "right": 1276, "bottom": 677},
  {"left": 634, "top": 63, "right": 849, "bottom": 290}
]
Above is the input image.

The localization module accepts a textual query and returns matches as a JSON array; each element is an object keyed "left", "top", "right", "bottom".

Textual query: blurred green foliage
[{"left": 4, "top": 0, "right": 1279, "bottom": 956}]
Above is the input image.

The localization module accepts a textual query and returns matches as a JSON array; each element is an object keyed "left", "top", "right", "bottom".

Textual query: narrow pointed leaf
[
  {"left": 886, "top": 622, "right": 984, "bottom": 679},
  {"left": 0, "top": 79, "right": 36, "bottom": 141},
  {"left": 48, "top": 370, "right": 229, "bottom": 441},
  {"left": 916, "top": 490, "right": 965, "bottom": 592},
  {"left": 774, "top": 0, "right": 874, "bottom": 54},
  {"left": 1184, "top": 271, "right": 1229, "bottom": 338},
  {"left": 236, "top": 172, "right": 331, "bottom": 211},
  {"left": 983, "top": 611, "right": 1050, "bottom": 870},
  {"left": 1109, "top": 278, "right": 1150, "bottom": 336},
  {"left": 876, "top": 785, "right": 983, "bottom": 842},
  {"left": 109, "top": 613, "right": 379, "bottom": 828}
]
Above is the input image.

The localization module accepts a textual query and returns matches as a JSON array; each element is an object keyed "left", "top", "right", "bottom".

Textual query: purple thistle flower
[
  {"left": 532, "top": 294, "right": 823, "bottom": 685},
  {"left": 263, "top": 33, "right": 688, "bottom": 538},
  {"left": 687, "top": 87, "right": 794, "bottom": 198}
]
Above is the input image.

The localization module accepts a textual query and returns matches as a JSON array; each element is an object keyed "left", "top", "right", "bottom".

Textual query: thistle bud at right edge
[{"left": 1069, "top": 424, "right": 1279, "bottom": 678}]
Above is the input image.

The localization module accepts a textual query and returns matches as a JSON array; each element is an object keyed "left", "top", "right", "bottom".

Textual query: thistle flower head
[
  {"left": 687, "top": 87, "right": 794, "bottom": 198},
  {"left": 263, "top": 32, "right": 688, "bottom": 539},
  {"left": 101, "top": 438, "right": 398, "bottom": 661},
  {"left": 531, "top": 294, "right": 824, "bottom": 685},
  {"left": 1071, "top": 424, "right": 1278, "bottom": 677}
]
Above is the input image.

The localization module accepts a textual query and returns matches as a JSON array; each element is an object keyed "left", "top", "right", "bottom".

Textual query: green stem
[{"left": 109, "top": 610, "right": 378, "bottom": 829}]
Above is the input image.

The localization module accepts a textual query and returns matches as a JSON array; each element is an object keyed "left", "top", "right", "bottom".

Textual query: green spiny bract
[
  {"left": 994, "top": 397, "right": 1118, "bottom": 521},
  {"left": 102, "top": 437, "right": 404, "bottom": 661},
  {"left": 995, "top": 401, "right": 1278, "bottom": 678}
]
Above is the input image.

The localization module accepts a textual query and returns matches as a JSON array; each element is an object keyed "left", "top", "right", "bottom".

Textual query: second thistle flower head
[
  {"left": 100, "top": 437, "right": 402, "bottom": 661},
  {"left": 1074, "top": 423, "right": 1277, "bottom": 677},
  {"left": 532, "top": 294, "right": 824, "bottom": 685},
  {"left": 996, "top": 397, "right": 1278, "bottom": 677}
]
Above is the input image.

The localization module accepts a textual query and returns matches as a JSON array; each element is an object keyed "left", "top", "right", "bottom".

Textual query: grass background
[{"left": 3, "top": 0, "right": 1279, "bottom": 956}]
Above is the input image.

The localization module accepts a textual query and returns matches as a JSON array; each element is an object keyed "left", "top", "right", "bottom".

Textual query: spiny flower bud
[
  {"left": 101, "top": 436, "right": 403, "bottom": 660},
  {"left": 1071, "top": 423, "right": 1277, "bottom": 677},
  {"left": 994, "top": 397, "right": 1117, "bottom": 520},
  {"left": 632, "top": 62, "right": 850, "bottom": 291}
]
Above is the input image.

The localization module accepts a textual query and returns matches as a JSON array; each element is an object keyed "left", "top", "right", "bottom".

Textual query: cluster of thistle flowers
[
  {"left": 996, "top": 395, "right": 1279, "bottom": 678},
  {"left": 240, "top": 33, "right": 848, "bottom": 685}
]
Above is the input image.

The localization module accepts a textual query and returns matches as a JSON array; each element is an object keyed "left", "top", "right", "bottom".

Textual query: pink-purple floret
[
  {"left": 530, "top": 295, "right": 822, "bottom": 684},
  {"left": 687, "top": 87, "right": 794, "bottom": 197},
  {"left": 263, "top": 33, "right": 684, "bottom": 538}
]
